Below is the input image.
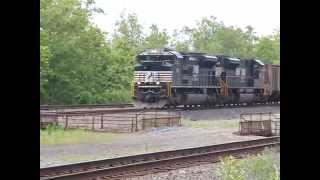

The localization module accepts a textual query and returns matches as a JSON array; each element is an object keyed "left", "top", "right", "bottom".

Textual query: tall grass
[
  {"left": 216, "top": 148, "right": 280, "bottom": 180},
  {"left": 40, "top": 125, "right": 124, "bottom": 145}
]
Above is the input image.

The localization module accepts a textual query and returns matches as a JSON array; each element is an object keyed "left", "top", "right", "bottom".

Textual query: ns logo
[{"left": 145, "top": 72, "right": 159, "bottom": 82}]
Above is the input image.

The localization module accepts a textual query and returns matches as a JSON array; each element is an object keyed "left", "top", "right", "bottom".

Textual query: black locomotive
[{"left": 133, "top": 48, "right": 280, "bottom": 108}]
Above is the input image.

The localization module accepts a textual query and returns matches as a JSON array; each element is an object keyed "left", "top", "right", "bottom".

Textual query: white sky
[{"left": 92, "top": 0, "right": 279, "bottom": 37}]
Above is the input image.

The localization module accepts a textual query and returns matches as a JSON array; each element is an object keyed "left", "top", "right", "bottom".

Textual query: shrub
[
  {"left": 216, "top": 156, "right": 245, "bottom": 180},
  {"left": 216, "top": 149, "right": 279, "bottom": 180}
]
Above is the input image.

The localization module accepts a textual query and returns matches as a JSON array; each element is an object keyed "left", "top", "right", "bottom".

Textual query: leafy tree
[
  {"left": 144, "top": 24, "right": 170, "bottom": 49},
  {"left": 271, "top": 29, "right": 280, "bottom": 64},
  {"left": 189, "top": 16, "right": 224, "bottom": 53},
  {"left": 40, "top": 0, "right": 117, "bottom": 104},
  {"left": 112, "top": 13, "right": 144, "bottom": 55},
  {"left": 241, "top": 25, "right": 259, "bottom": 57},
  {"left": 170, "top": 28, "right": 191, "bottom": 52},
  {"left": 185, "top": 16, "right": 259, "bottom": 58},
  {"left": 254, "top": 29, "right": 280, "bottom": 64},
  {"left": 40, "top": 29, "right": 53, "bottom": 103}
]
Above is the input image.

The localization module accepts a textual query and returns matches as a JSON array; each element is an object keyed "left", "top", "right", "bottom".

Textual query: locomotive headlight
[
  {"left": 137, "top": 82, "right": 141, "bottom": 85},
  {"left": 156, "top": 81, "right": 160, "bottom": 85}
]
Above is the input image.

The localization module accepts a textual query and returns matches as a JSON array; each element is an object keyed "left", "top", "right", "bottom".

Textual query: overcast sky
[{"left": 92, "top": 0, "right": 279, "bottom": 37}]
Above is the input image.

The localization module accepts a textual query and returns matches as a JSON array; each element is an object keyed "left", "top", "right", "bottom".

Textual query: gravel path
[
  {"left": 181, "top": 105, "right": 279, "bottom": 120},
  {"left": 40, "top": 105, "right": 279, "bottom": 168}
]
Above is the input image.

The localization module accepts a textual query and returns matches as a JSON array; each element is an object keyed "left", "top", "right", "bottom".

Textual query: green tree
[
  {"left": 40, "top": 0, "right": 117, "bottom": 104},
  {"left": 189, "top": 16, "right": 224, "bottom": 53},
  {"left": 144, "top": 24, "right": 170, "bottom": 49},
  {"left": 272, "top": 29, "right": 280, "bottom": 64},
  {"left": 186, "top": 16, "right": 259, "bottom": 58},
  {"left": 112, "top": 13, "right": 144, "bottom": 54},
  {"left": 254, "top": 29, "right": 280, "bottom": 64},
  {"left": 170, "top": 28, "right": 191, "bottom": 52},
  {"left": 107, "top": 13, "right": 145, "bottom": 101},
  {"left": 40, "top": 29, "right": 53, "bottom": 103}
]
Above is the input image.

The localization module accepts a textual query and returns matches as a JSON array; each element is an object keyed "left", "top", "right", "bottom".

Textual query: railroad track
[
  {"left": 40, "top": 103, "right": 134, "bottom": 110},
  {"left": 40, "top": 136, "right": 280, "bottom": 180},
  {"left": 41, "top": 103, "right": 280, "bottom": 116}
]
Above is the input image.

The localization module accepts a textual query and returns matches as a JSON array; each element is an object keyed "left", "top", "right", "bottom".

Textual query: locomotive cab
[{"left": 133, "top": 48, "right": 183, "bottom": 108}]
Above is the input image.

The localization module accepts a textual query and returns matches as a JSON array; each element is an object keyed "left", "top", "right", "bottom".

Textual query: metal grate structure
[{"left": 239, "top": 112, "right": 280, "bottom": 136}]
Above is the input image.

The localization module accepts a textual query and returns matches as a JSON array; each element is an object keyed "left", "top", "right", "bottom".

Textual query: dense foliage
[{"left": 40, "top": 0, "right": 280, "bottom": 104}]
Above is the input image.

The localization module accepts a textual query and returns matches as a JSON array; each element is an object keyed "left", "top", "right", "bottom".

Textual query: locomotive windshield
[
  {"left": 135, "top": 49, "right": 181, "bottom": 71},
  {"left": 137, "top": 55, "right": 175, "bottom": 62},
  {"left": 135, "top": 55, "right": 174, "bottom": 71}
]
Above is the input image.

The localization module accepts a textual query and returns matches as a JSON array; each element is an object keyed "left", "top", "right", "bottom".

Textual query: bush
[
  {"left": 101, "top": 90, "right": 132, "bottom": 103},
  {"left": 216, "top": 156, "right": 245, "bottom": 180},
  {"left": 216, "top": 149, "right": 279, "bottom": 180}
]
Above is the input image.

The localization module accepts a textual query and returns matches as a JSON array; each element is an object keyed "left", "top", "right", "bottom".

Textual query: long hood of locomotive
[{"left": 134, "top": 71, "right": 173, "bottom": 83}]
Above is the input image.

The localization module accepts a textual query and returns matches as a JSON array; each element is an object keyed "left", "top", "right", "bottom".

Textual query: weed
[
  {"left": 216, "top": 148, "right": 280, "bottom": 180},
  {"left": 216, "top": 156, "right": 245, "bottom": 180}
]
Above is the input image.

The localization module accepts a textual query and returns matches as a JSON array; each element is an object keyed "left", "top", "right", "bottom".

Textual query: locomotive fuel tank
[
  {"left": 175, "top": 94, "right": 208, "bottom": 105},
  {"left": 239, "top": 94, "right": 255, "bottom": 103}
]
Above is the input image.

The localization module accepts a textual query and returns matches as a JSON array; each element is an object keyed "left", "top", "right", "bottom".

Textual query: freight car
[{"left": 132, "top": 48, "right": 280, "bottom": 108}]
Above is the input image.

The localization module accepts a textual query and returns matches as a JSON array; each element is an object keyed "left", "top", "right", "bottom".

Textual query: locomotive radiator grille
[{"left": 134, "top": 71, "right": 173, "bottom": 82}]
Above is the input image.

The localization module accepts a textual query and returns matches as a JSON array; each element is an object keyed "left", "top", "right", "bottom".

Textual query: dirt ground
[
  {"left": 40, "top": 105, "right": 279, "bottom": 168},
  {"left": 181, "top": 105, "right": 280, "bottom": 121}
]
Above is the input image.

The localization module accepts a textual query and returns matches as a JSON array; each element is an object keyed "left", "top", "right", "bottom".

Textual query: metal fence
[
  {"left": 40, "top": 110, "right": 181, "bottom": 133},
  {"left": 239, "top": 112, "right": 280, "bottom": 136},
  {"left": 40, "top": 111, "right": 58, "bottom": 129},
  {"left": 136, "top": 111, "right": 181, "bottom": 130}
]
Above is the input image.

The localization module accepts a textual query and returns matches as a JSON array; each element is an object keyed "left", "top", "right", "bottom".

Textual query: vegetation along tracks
[{"left": 40, "top": 136, "right": 280, "bottom": 180}]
